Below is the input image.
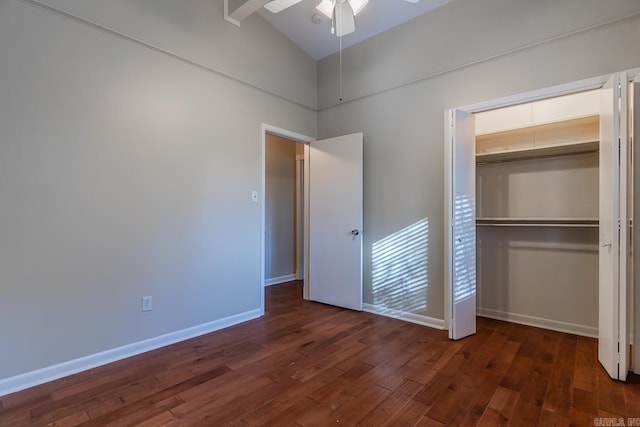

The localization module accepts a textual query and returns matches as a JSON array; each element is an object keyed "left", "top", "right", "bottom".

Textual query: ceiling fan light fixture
[
  {"left": 348, "top": 0, "right": 368, "bottom": 15},
  {"left": 316, "top": 0, "right": 334, "bottom": 18},
  {"left": 316, "top": 0, "right": 367, "bottom": 18}
]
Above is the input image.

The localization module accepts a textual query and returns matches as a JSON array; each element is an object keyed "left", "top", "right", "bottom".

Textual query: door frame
[
  {"left": 261, "top": 124, "right": 314, "bottom": 315},
  {"left": 444, "top": 67, "right": 640, "bottom": 340},
  {"left": 295, "top": 154, "right": 305, "bottom": 281},
  {"left": 633, "top": 73, "right": 640, "bottom": 375}
]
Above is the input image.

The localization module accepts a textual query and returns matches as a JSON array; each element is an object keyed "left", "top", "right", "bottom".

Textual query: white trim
[
  {"left": 264, "top": 274, "right": 296, "bottom": 286},
  {"left": 303, "top": 143, "right": 310, "bottom": 300},
  {"left": 477, "top": 307, "right": 598, "bottom": 338},
  {"left": 260, "top": 125, "right": 266, "bottom": 316},
  {"left": 633, "top": 72, "right": 640, "bottom": 374},
  {"left": 458, "top": 75, "right": 607, "bottom": 114},
  {"left": 223, "top": 0, "right": 241, "bottom": 26},
  {"left": 263, "top": 124, "right": 315, "bottom": 144},
  {"left": 619, "top": 71, "right": 630, "bottom": 379},
  {"left": 458, "top": 67, "right": 640, "bottom": 114},
  {"left": 0, "top": 309, "right": 261, "bottom": 397},
  {"left": 295, "top": 155, "right": 305, "bottom": 281},
  {"left": 363, "top": 303, "right": 445, "bottom": 330}
]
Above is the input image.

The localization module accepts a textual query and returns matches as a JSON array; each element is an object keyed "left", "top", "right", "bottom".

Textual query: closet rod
[
  {"left": 476, "top": 148, "right": 599, "bottom": 165},
  {"left": 476, "top": 223, "right": 598, "bottom": 228}
]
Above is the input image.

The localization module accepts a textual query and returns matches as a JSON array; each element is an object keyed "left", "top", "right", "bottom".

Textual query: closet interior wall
[{"left": 475, "top": 91, "right": 600, "bottom": 337}]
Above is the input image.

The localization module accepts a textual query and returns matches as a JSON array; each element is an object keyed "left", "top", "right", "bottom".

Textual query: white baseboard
[
  {"left": 0, "top": 308, "right": 261, "bottom": 397},
  {"left": 264, "top": 274, "right": 296, "bottom": 287},
  {"left": 477, "top": 307, "right": 598, "bottom": 338},
  {"left": 363, "top": 303, "right": 445, "bottom": 330}
]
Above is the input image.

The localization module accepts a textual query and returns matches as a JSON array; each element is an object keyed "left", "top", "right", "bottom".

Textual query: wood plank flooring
[{"left": 1, "top": 281, "right": 639, "bottom": 426}]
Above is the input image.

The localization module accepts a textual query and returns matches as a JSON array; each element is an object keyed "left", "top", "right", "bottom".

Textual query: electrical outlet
[{"left": 142, "top": 296, "right": 152, "bottom": 312}]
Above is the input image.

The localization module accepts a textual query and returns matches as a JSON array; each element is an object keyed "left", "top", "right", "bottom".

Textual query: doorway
[
  {"left": 260, "top": 125, "right": 364, "bottom": 314},
  {"left": 264, "top": 133, "right": 306, "bottom": 287},
  {"left": 445, "top": 69, "right": 640, "bottom": 381},
  {"left": 260, "top": 124, "right": 313, "bottom": 313}
]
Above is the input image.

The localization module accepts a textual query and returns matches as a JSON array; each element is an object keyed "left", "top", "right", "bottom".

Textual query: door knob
[
  {"left": 601, "top": 242, "right": 612, "bottom": 248},
  {"left": 351, "top": 229, "right": 360, "bottom": 236}
]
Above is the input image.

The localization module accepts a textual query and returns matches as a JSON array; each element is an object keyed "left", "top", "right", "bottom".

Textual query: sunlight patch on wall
[
  {"left": 454, "top": 195, "right": 476, "bottom": 303},
  {"left": 371, "top": 218, "right": 429, "bottom": 313}
]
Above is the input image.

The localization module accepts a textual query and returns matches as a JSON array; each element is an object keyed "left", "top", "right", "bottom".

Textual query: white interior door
[
  {"left": 599, "top": 73, "right": 628, "bottom": 381},
  {"left": 447, "top": 109, "right": 477, "bottom": 340},
  {"left": 308, "top": 132, "right": 363, "bottom": 311}
]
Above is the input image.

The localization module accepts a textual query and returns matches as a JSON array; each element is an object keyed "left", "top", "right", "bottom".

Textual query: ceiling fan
[{"left": 265, "top": 0, "right": 417, "bottom": 37}]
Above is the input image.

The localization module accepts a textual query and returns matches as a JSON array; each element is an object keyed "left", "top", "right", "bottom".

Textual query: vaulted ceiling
[{"left": 227, "top": 0, "right": 454, "bottom": 60}]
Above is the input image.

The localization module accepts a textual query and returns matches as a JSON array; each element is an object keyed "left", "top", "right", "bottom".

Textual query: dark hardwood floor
[{"left": 1, "top": 281, "right": 639, "bottom": 426}]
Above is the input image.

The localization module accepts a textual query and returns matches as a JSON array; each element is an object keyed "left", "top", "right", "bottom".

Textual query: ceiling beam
[{"left": 224, "top": 0, "right": 270, "bottom": 26}]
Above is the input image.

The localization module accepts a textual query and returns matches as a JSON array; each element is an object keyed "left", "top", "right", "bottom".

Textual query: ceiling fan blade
[
  {"left": 264, "top": 0, "right": 303, "bottom": 13},
  {"left": 334, "top": 0, "right": 355, "bottom": 37}
]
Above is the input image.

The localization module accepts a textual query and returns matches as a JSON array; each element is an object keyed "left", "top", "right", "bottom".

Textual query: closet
[
  {"left": 445, "top": 71, "right": 638, "bottom": 382},
  {"left": 474, "top": 91, "right": 600, "bottom": 338}
]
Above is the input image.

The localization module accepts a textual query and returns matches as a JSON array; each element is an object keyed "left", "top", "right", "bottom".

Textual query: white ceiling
[{"left": 258, "top": 0, "right": 454, "bottom": 60}]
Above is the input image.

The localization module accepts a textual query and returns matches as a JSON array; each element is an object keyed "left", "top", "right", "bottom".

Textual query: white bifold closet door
[
  {"left": 445, "top": 74, "right": 633, "bottom": 380},
  {"left": 446, "top": 109, "right": 477, "bottom": 340},
  {"left": 599, "top": 72, "right": 629, "bottom": 381}
]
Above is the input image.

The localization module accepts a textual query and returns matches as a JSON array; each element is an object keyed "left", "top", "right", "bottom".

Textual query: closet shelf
[
  {"left": 476, "top": 217, "right": 599, "bottom": 228},
  {"left": 476, "top": 139, "right": 598, "bottom": 164}
]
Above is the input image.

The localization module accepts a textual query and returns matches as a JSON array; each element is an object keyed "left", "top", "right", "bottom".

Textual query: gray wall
[
  {"left": 40, "top": 0, "right": 317, "bottom": 110},
  {"left": 0, "top": 0, "right": 315, "bottom": 380},
  {"left": 3, "top": 0, "right": 640, "bottom": 384},
  {"left": 477, "top": 153, "right": 599, "bottom": 219},
  {"left": 476, "top": 153, "right": 599, "bottom": 330},
  {"left": 317, "top": 0, "right": 640, "bottom": 321},
  {"left": 265, "top": 134, "right": 297, "bottom": 281}
]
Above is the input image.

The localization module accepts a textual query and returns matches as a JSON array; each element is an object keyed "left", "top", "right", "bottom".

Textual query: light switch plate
[{"left": 142, "top": 296, "right": 152, "bottom": 312}]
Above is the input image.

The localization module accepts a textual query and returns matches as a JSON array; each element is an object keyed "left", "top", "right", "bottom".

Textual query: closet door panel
[
  {"left": 448, "top": 109, "right": 476, "bottom": 340},
  {"left": 598, "top": 73, "right": 627, "bottom": 381},
  {"left": 619, "top": 74, "right": 628, "bottom": 380}
]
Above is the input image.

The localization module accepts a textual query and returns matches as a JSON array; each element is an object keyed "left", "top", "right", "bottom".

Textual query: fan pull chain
[{"left": 339, "top": 35, "right": 343, "bottom": 102}]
